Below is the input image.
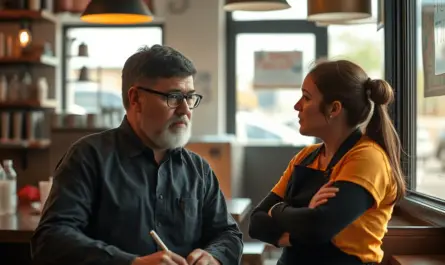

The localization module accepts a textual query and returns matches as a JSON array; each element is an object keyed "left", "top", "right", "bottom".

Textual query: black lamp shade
[
  {"left": 224, "top": 0, "right": 291, "bottom": 11},
  {"left": 78, "top": 66, "right": 90, "bottom": 82},
  {"left": 81, "top": 0, "right": 153, "bottom": 24}
]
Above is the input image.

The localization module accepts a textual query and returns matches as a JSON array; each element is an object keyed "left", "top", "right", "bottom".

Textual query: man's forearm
[
  {"left": 31, "top": 224, "right": 137, "bottom": 265},
  {"left": 204, "top": 226, "right": 243, "bottom": 265}
]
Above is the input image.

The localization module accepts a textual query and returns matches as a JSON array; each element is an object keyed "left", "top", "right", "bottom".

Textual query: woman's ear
[{"left": 328, "top": 100, "right": 342, "bottom": 118}]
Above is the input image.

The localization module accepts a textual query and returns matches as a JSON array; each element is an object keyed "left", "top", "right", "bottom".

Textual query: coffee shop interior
[{"left": 0, "top": 0, "right": 445, "bottom": 264}]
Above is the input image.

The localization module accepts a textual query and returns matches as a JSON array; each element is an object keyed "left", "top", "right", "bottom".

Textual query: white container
[
  {"left": 39, "top": 180, "right": 52, "bottom": 209},
  {"left": 0, "top": 180, "right": 16, "bottom": 215},
  {"left": 3, "top": 160, "right": 17, "bottom": 215}
]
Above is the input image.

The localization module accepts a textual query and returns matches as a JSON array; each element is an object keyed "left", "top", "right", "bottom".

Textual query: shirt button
[
  {"left": 157, "top": 222, "right": 161, "bottom": 227},
  {"left": 158, "top": 194, "right": 163, "bottom": 200}
]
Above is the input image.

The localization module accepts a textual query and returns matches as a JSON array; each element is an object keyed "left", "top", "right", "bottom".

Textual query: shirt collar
[{"left": 117, "top": 116, "right": 183, "bottom": 161}]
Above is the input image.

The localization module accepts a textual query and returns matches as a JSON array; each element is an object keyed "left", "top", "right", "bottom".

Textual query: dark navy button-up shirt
[{"left": 31, "top": 117, "right": 243, "bottom": 265}]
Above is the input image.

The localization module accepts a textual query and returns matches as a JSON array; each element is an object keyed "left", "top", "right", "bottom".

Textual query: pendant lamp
[
  {"left": 224, "top": 0, "right": 291, "bottom": 12},
  {"left": 315, "top": 17, "right": 376, "bottom": 27},
  {"left": 81, "top": 0, "right": 153, "bottom": 24},
  {"left": 78, "top": 66, "right": 90, "bottom": 82},
  {"left": 307, "top": 0, "right": 372, "bottom": 22}
]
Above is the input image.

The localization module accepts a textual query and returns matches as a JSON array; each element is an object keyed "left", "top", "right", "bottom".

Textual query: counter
[{"left": 0, "top": 198, "right": 252, "bottom": 244}]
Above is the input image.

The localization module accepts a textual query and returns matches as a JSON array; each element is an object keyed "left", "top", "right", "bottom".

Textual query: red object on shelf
[{"left": 18, "top": 185, "right": 40, "bottom": 203}]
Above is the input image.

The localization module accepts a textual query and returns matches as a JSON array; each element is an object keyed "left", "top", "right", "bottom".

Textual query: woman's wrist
[{"left": 268, "top": 201, "right": 284, "bottom": 217}]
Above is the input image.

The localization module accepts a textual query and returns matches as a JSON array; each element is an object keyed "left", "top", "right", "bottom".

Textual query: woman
[{"left": 248, "top": 60, "right": 405, "bottom": 265}]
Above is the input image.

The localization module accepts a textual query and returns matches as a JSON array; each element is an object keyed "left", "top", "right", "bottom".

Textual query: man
[{"left": 31, "top": 45, "right": 243, "bottom": 265}]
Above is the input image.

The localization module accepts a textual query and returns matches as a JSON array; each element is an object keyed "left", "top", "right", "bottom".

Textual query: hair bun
[{"left": 366, "top": 78, "right": 394, "bottom": 105}]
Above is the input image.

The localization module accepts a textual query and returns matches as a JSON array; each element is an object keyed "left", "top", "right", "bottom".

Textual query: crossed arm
[{"left": 248, "top": 181, "right": 374, "bottom": 246}]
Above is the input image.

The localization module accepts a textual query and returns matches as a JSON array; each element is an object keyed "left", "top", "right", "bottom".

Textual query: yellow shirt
[{"left": 271, "top": 136, "right": 396, "bottom": 263}]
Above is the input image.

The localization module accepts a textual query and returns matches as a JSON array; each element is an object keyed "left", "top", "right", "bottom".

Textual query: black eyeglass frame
[{"left": 135, "top": 86, "right": 203, "bottom": 109}]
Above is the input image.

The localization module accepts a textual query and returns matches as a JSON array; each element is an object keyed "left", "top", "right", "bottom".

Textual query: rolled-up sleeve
[
  {"left": 201, "top": 169, "right": 243, "bottom": 265},
  {"left": 30, "top": 142, "right": 137, "bottom": 265}
]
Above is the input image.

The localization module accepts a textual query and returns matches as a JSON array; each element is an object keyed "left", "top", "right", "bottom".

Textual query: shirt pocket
[{"left": 175, "top": 197, "right": 202, "bottom": 244}]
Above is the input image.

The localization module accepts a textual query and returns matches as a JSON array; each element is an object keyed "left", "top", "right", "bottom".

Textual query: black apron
[{"left": 277, "top": 129, "right": 375, "bottom": 265}]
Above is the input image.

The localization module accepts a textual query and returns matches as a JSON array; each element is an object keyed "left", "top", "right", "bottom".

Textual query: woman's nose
[{"left": 294, "top": 100, "right": 301, "bottom": 111}]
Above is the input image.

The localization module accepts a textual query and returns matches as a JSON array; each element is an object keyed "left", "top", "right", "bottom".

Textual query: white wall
[
  {"left": 156, "top": 0, "right": 227, "bottom": 136},
  {"left": 59, "top": 0, "right": 227, "bottom": 136}
]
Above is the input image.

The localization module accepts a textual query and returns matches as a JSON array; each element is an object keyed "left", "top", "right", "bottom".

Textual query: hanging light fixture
[
  {"left": 81, "top": 0, "right": 153, "bottom": 24},
  {"left": 315, "top": 17, "right": 376, "bottom": 27},
  {"left": 307, "top": 0, "right": 372, "bottom": 22},
  {"left": 315, "top": 22, "right": 328, "bottom": 27},
  {"left": 144, "top": 0, "right": 155, "bottom": 14},
  {"left": 78, "top": 66, "right": 91, "bottom": 82},
  {"left": 224, "top": 0, "right": 291, "bottom": 12}
]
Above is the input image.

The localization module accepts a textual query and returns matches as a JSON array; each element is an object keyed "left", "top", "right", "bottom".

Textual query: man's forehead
[{"left": 139, "top": 76, "right": 195, "bottom": 93}]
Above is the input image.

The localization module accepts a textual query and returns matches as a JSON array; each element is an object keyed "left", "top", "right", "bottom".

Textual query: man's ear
[{"left": 128, "top": 87, "right": 141, "bottom": 112}]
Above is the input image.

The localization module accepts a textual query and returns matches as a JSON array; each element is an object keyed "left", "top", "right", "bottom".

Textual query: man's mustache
[{"left": 168, "top": 116, "right": 190, "bottom": 126}]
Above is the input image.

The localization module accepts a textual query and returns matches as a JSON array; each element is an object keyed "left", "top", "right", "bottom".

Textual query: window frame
[
  {"left": 225, "top": 0, "right": 445, "bottom": 221},
  {"left": 61, "top": 23, "right": 165, "bottom": 111},
  {"left": 225, "top": 12, "right": 328, "bottom": 135},
  {"left": 390, "top": 0, "right": 445, "bottom": 224}
]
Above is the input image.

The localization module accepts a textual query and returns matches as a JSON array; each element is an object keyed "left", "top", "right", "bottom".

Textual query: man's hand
[
  {"left": 132, "top": 251, "right": 187, "bottom": 265},
  {"left": 186, "top": 249, "right": 220, "bottom": 265},
  {"left": 277, "top": 232, "right": 291, "bottom": 247},
  {"left": 308, "top": 181, "right": 339, "bottom": 209}
]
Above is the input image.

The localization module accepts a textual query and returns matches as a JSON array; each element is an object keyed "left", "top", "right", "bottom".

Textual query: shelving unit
[
  {"left": 0, "top": 9, "right": 57, "bottom": 23},
  {"left": 0, "top": 7, "right": 59, "bottom": 169},
  {"left": 0, "top": 139, "right": 50, "bottom": 149},
  {"left": 0, "top": 54, "right": 58, "bottom": 66},
  {"left": 0, "top": 100, "right": 57, "bottom": 109}
]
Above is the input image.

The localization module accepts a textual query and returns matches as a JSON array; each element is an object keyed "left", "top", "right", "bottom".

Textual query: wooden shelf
[
  {"left": 391, "top": 255, "right": 445, "bottom": 265},
  {"left": 0, "top": 55, "right": 58, "bottom": 67},
  {"left": 52, "top": 127, "right": 109, "bottom": 133},
  {"left": 0, "top": 10, "right": 57, "bottom": 23},
  {"left": 0, "top": 139, "right": 50, "bottom": 149},
  {"left": 0, "top": 99, "right": 57, "bottom": 110}
]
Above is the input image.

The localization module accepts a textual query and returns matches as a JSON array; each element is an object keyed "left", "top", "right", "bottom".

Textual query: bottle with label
[
  {"left": 7, "top": 75, "right": 21, "bottom": 101},
  {"left": 0, "top": 165, "right": 7, "bottom": 215},
  {"left": 0, "top": 75, "right": 8, "bottom": 102},
  {"left": 3, "top": 160, "right": 17, "bottom": 215}
]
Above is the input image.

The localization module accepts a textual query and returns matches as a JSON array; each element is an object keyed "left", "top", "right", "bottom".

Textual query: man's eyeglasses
[{"left": 135, "top": 86, "right": 203, "bottom": 109}]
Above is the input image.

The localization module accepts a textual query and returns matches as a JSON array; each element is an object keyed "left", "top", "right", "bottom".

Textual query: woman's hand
[
  {"left": 277, "top": 232, "right": 291, "bottom": 247},
  {"left": 308, "top": 181, "right": 339, "bottom": 209}
]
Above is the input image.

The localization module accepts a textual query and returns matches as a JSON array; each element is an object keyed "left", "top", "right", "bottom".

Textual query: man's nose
[{"left": 175, "top": 99, "right": 192, "bottom": 117}]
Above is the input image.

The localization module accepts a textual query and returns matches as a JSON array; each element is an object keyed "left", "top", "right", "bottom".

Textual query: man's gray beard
[{"left": 152, "top": 123, "right": 192, "bottom": 149}]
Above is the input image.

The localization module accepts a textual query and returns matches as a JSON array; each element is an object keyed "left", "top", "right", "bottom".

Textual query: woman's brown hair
[{"left": 309, "top": 60, "right": 406, "bottom": 203}]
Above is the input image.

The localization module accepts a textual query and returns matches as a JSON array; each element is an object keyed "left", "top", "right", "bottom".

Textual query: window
[
  {"left": 234, "top": 33, "right": 319, "bottom": 146},
  {"left": 328, "top": 24, "right": 385, "bottom": 78},
  {"left": 415, "top": 0, "right": 445, "bottom": 201},
  {"left": 62, "top": 26, "right": 163, "bottom": 123},
  {"left": 327, "top": 0, "right": 384, "bottom": 78},
  {"left": 246, "top": 125, "right": 281, "bottom": 140},
  {"left": 229, "top": 1, "right": 385, "bottom": 146},
  {"left": 231, "top": 0, "right": 307, "bottom": 21}
]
